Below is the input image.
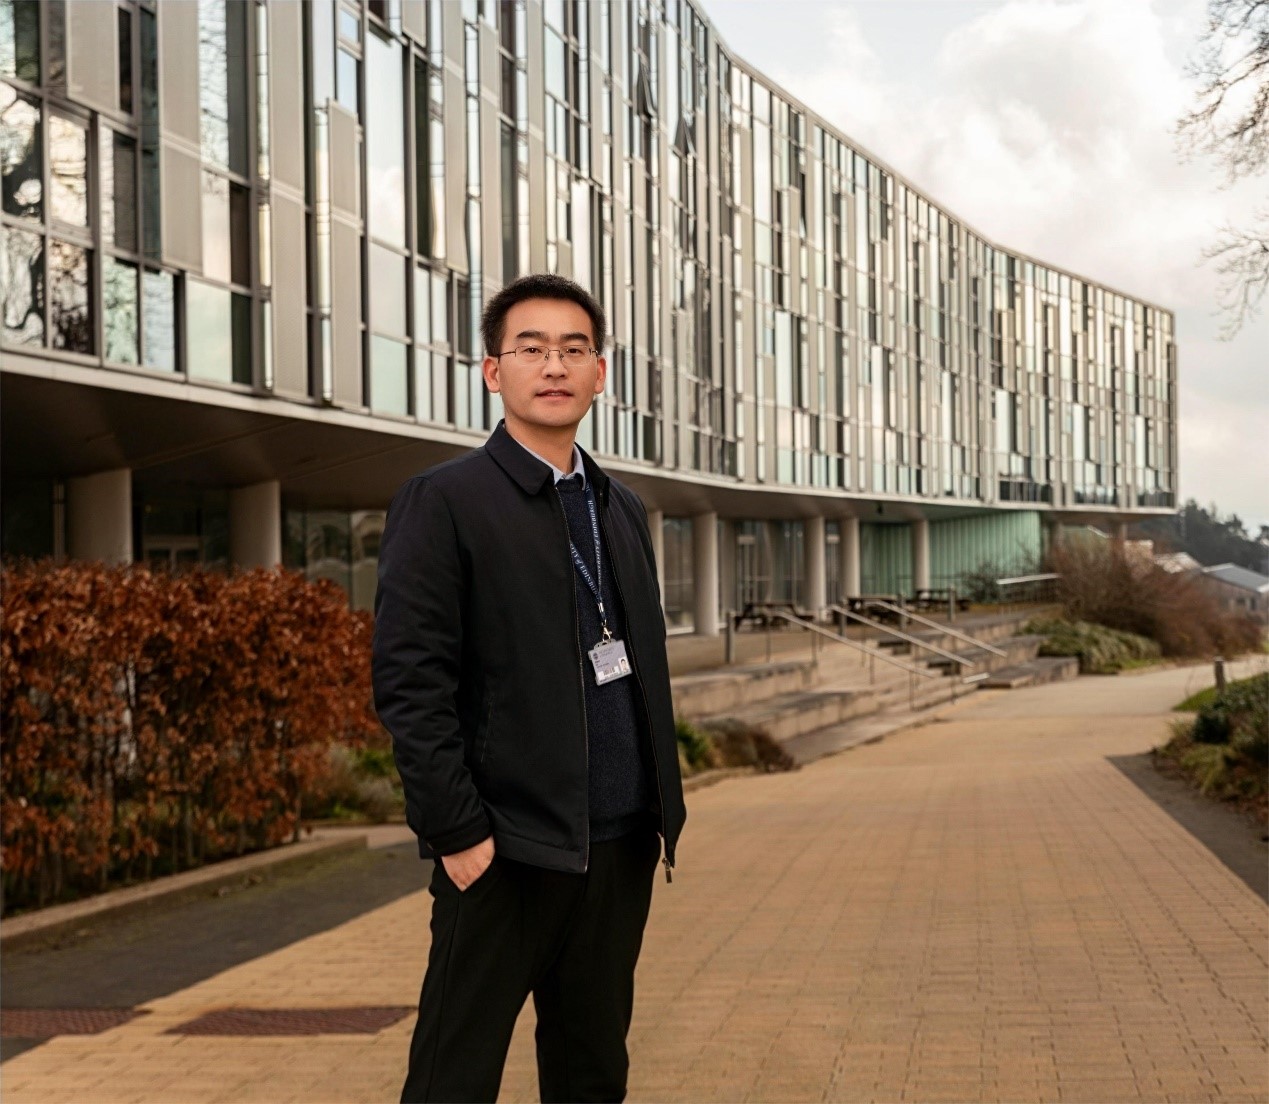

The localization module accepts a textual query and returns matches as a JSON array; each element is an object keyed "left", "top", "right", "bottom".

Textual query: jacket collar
[{"left": 485, "top": 420, "right": 611, "bottom": 502}]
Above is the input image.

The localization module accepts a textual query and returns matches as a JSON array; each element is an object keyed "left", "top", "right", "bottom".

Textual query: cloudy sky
[{"left": 702, "top": 0, "right": 1268, "bottom": 535}]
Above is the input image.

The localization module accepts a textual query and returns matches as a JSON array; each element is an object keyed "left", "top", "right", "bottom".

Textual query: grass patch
[
  {"left": 1174, "top": 673, "right": 1265, "bottom": 713},
  {"left": 1155, "top": 673, "right": 1268, "bottom": 825}
]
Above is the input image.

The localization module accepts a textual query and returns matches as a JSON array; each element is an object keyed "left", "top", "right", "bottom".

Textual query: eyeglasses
[{"left": 495, "top": 344, "right": 599, "bottom": 368}]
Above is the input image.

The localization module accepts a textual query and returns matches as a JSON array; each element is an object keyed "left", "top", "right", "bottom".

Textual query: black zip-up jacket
[{"left": 372, "top": 421, "right": 686, "bottom": 876}]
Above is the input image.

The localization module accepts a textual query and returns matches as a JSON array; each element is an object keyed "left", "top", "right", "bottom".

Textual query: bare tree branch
[{"left": 1178, "top": 0, "right": 1269, "bottom": 336}]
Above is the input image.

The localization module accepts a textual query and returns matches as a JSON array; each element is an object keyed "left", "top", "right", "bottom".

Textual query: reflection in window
[
  {"left": 0, "top": 83, "right": 41, "bottom": 219},
  {"left": 101, "top": 131, "right": 137, "bottom": 251},
  {"left": 103, "top": 255, "right": 139, "bottom": 363},
  {"left": 198, "top": 0, "right": 247, "bottom": 173},
  {"left": 366, "top": 31, "right": 404, "bottom": 247},
  {"left": 0, "top": 0, "right": 40, "bottom": 82},
  {"left": 370, "top": 335, "right": 408, "bottom": 415},
  {"left": 0, "top": 224, "right": 42, "bottom": 344},
  {"left": 336, "top": 46, "right": 359, "bottom": 114},
  {"left": 142, "top": 269, "right": 175, "bottom": 369},
  {"left": 49, "top": 239, "right": 91, "bottom": 352},
  {"left": 49, "top": 114, "right": 88, "bottom": 227},
  {"left": 187, "top": 278, "right": 250, "bottom": 383},
  {"left": 369, "top": 243, "right": 406, "bottom": 336},
  {"left": 201, "top": 171, "right": 251, "bottom": 286}
]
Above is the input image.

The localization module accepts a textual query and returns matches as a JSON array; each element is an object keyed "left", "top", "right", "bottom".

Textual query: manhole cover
[
  {"left": 167, "top": 1006, "right": 414, "bottom": 1036},
  {"left": 1, "top": 1008, "right": 146, "bottom": 1037}
]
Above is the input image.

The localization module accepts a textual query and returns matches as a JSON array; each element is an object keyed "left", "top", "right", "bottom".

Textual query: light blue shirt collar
[{"left": 514, "top": 438, "right": 586, "bottom": 486}]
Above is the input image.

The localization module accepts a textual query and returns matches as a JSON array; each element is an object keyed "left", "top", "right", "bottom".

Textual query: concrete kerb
[{"left": 0, "top": 834, "right": 368, "bottom": 953}]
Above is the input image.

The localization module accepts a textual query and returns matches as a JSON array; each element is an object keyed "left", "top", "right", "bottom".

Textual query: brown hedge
[{"left": 1, "top": 562, "right": 378, "bottom": 913}]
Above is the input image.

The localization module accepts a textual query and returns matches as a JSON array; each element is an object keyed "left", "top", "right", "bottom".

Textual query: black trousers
[{"left": 402, "top": 828, "right": 660, "bottom": 1104}]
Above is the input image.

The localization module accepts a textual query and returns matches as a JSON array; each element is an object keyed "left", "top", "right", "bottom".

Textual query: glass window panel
[
  {"left": 431, "top": 270, "right": 448, "bottom": 342},
  {"left": 413, "top": 56, "right": 432, "bottom": 256},
  {"left": 432, "top": 350, "right": 448, "bottom": 421},
  {"left": 336, "top": 46, "right": 359, "bottom": 114},
  {"left": 0, "top": 0, "right": 40, "bottom": 83},
  {"left": 365, "top": 31, "right": 404, "bottom": 246},
  {"left": 49, "top": 114, "right": 88, "bottom": 227},
  {"left": 370, "top": 243, "right": 406, "bottom": 336},
  {"left": 0, "top": 83, "right": 41, "bottom": 220},
  {"left": 545, "top": 29, "right": 564, "bottom": 100},
  {"left": 198, "top": 0, "right": 230, "bottom": 167},
  {"left": 103, "top": 255, "right": 139, "bottom": 363},
  {"left": 118, "top": 7, "right": 133, "bottom": 114},
  {"left": 143, "top": 268, "right": 175, "bottom": 369},
  {"left": 414, "top": 345, "right": 431, "bottom": 420},
  {"left": 187, "top": 280, "right": 251, "bottom": 383},
  {"left": 201, "top": 170, "right": 230, "bottom": 282},
  {"left": 0, "top": 224, "right": 42, "bottom": 345},
  {"left": 49, "top": 239, "right": 91, "bottom": 352},
  {"left": 311, "top": 0, "right": 335, "bottom": 107},
  {"left": 187, "top": 278, "right": 232, "bottom": 380},
  {"left": 140, "top": 8, "right": 160, "bottom": 256},
  {"left": 229, "top": 180, "right": 250, "bottom": 285},
  {"left": 370, "top": 335, "right": 408, "bottom": 414},
  {"left": 102, "top": 131, "right": 138, "bottom": 251},
  {"left": 413, "top": 264, "right": 430, "bottom": 344},
  {"left": 338, "top": 6, "right": 359, "bottom": 43}
]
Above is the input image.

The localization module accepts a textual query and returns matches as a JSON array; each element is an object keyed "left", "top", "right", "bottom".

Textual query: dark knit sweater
[{"left": 555, "top": 474, "right": 652, "bottom": 843}]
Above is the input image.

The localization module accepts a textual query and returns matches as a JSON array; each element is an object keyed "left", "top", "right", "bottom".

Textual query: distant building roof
[
  {"left": 1202, "top": 563, "right": 1269, "bottom": 594},
  {"left": 1155, "top": 551, "right": 1201, "bottom": 573}
]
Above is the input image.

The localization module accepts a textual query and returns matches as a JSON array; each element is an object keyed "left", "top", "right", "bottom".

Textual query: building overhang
[{"left": 2, "top": 355, "right": 1178, "bottom": 527}]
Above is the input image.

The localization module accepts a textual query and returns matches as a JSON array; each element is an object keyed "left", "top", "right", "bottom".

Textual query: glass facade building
[{"left": 0, "top": 0, "right": 1178, "bottom": 626}]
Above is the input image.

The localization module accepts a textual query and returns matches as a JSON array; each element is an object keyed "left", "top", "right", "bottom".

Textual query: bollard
[
  {"left": 1214, "top": 656, "right": 1226, "bottom": 692},
  {"left": 725, "top": 612, "right": 736, "bottom": 666}
]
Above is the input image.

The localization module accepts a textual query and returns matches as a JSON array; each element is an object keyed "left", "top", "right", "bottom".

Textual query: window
[
  {"left": 186, "top": 278, "right": 250, "bottom": 383},
  {"left": 101, "top": 130, "right": 137, "bottom": 251},
  {"left": 0, "top": 223, "right": 42, "bottom": 344},
  {"left": 0, "top": 84, "right": 41, "bottom": 220},
  {"left": 118, "top": 7, "right": 134, "bottom": 114},
  {"left": 0, "top": 0, "right": 40, "bottom": 83},
  {"left": 365, "top": 32, "right": 405, "bottom": 247},
  {"left": 370, "top": 335, "right": 408, "bottom": 415},
  {"left": 103, "top": 255, "right": 139, "bottom": 363},
  {"left": 48, "top": 238, "right": 91, "bottom": 352},
  {"left": 142, "top": 268, "right": 175, "bottom": 369},
  {"left": 48, "top": 114, "right": 88, "bottom": 227},
  {"left": 198, "top": 0, "right": 248, "bottom": 173}
]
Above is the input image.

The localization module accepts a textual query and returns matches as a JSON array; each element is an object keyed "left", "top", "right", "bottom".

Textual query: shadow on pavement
[
  {"left": 1109, "top": 751, "right": 1268, "bottom": 904},
  {"left": 1, "top": 841, "right": 429, "bottom": 1062}
]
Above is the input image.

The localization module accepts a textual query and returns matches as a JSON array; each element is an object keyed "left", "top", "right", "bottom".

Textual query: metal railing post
[
  {"left": 725, "top": 612, "right": 736, "bottom": 666},
  {"left": 949, "top": 585, "right": 957, "bottom": 623},
  {"left": 765, "top": 618, "right": 772, "bottom": 663}
]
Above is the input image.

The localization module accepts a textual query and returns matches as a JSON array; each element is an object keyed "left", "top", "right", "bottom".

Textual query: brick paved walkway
[{"left": 3, "top": 660, "right": 1266, "bottom": 1103}]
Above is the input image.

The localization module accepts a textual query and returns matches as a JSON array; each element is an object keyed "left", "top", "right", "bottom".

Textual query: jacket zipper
[
  {"left": 596, "top": 498, "right": 674, "bottom": 884},
  {"left": 554, "top": 486, "right": 591, "bottom": 874}
]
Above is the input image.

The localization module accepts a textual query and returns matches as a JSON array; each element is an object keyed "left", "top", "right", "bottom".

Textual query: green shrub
[
  {"left": 1179, "top": 742, "right": 1234, "bottom": 795},
  {"left": 675, "top": 718, "right": 719, "bottom": 771},
  {"left": 1191, "top": 673, "right": 1269, "bottom": 764},
  {"left": 1024, "top": 616, "right": 1161, "bottom": 674}
]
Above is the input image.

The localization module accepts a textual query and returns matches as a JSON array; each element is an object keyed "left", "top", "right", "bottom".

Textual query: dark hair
[{"left": 480, "top": 273, "right": 607, "bottom": 356}]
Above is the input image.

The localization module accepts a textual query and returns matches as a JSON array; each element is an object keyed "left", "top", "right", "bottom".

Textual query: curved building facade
[{"left": 0, "top": 0, "right": 1178, "bottom": 630}]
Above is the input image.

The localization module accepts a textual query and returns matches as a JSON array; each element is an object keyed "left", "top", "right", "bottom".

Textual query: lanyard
[{"left": 567, "top": 485, "right": 613, "bottom": 644}]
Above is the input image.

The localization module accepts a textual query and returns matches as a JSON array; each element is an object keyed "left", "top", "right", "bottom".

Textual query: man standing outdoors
[{"left": 373, "top": 273, "right": 686, "bottom": 1103}]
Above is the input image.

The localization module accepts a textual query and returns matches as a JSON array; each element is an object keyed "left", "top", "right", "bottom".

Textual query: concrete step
[
  {"left": 672, "top": 658, "right": 816, "bottom": 719},
  {"left": 980, "top": 654, "right": 1080, "bottom": 689},
  {"left": 697, "top": 685, "right": 882, "bottom": 744},
  {"left": 920, "top": 633, "right": 1044, "bottom": 676}
]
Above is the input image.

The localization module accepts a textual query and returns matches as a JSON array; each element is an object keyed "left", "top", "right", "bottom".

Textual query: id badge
[{"left": 588, "top": 638, "right": 633, "bottom": 685}]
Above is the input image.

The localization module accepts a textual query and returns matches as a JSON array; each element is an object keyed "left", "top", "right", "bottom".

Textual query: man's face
[{"left": 482, "top": 298, "right": 607, "bottom": 433}]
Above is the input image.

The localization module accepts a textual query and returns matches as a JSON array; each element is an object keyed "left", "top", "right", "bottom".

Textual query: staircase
[{"left": 670, "top": 605, "right": 1077, "bottom": 766}]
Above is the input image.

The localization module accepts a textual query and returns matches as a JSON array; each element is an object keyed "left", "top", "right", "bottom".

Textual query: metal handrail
[
  {"left": 824, "top": 605, "right": 975, "bottom": 668},
  {"left": 758, "top": 606, "right": 938, "bottom": 679},
  {"left": 996, "top": 572, "right": 1059, "bottom": 586},
  {"left": 833, "top": 601, "right": 1008, "bottom": 659}
]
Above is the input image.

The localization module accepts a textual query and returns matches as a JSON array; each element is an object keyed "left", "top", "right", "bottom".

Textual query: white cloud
[{"left": 703, "top": 0, "right": 1269, "bottom": 530}]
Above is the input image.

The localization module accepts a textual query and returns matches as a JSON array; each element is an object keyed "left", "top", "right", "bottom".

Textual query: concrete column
[
  {"left": 67, "top": 468, "right": 133, "bottom": 564},
  {"left": 840, "top": 516, "right": 861, "bottom": 598},
  {"left": 804, "top": 515, "right": 826, "bottom": 619},
  {"left": 646, "top": 508, "right": 665, "bottom": 612},
  {"left": 911, "top": 517, "right": 931, "bottom": 594},
  {"left": 692, "top": 511, "right": 719, "bottom": 636},
  {"left": 229, "top": 480, "right": 282, "bottom": 569},
  {"left": 718, "top": 518, "right": 737, "bottom": 620}
]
